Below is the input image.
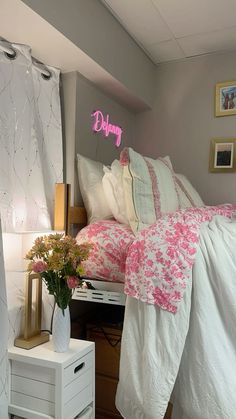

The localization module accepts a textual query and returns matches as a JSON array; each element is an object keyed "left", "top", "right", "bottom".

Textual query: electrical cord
[
  {"left": 100, "top": 326, "right": 121, "bottom": 347},
  {"left": 41, "top": 300, "right": 56, "bottom": 335},
  {"left": 87, "top": 324, "right": 122, "bottom": 348}
]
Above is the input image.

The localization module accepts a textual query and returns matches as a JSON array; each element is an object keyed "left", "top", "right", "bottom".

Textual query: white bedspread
[{"left": 116, "top": 215, "right": 236, "bottom": 419}]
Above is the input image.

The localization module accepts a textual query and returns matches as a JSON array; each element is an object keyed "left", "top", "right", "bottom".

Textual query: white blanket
[{"left": 116, "top": 215, "right": 236, "bottom": 419}]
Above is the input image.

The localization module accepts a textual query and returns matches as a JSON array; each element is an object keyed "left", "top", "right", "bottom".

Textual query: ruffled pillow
[
  {"left": 120, "top": 147, "right": 180, "bottom": 233},
  {"left": 175, "top": 174, "right": 204, "bottom": 208}
]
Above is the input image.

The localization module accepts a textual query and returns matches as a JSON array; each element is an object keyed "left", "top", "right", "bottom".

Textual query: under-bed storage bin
[{"left": 87, "top": 323, "right": 122, "bottom": 418}]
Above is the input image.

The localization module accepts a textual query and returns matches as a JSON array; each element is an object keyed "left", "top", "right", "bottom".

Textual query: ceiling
[
  {"left": 101, "top": 0, "right": 236, "bottom": 64},
  {"left": 0, "top": 0, "right": 148, "bottom": 111}
]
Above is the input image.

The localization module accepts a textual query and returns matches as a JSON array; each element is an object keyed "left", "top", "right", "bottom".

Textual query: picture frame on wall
[
  {"left": 209, "top": 138, "right": 236, "bottom": 172},
  {"left": 215, "top": 80, "right": 236, "bottom": 116}
]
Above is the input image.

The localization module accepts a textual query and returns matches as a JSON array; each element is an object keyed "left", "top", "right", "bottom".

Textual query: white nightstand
[{"left": 8, "top": 338, "right": 95, "bottom": 419}]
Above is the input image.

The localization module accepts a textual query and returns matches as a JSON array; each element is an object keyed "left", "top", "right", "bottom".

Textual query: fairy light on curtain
[{"left": 0, "top": 40, "right": 63, "bottom": 232}]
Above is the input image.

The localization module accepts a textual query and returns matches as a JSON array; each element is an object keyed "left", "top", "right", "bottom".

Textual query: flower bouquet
[{"left": 26, "top": 233, "right": 92, "bottom": 312}]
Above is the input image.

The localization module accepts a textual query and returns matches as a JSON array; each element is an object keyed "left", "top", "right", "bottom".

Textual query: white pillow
[
  {"left": 175, "top": 174, "right": 204, "bottom": 208},
  {"left": 77, "top": 154, "right": 113, "bottom": 224},
  {"left": 102, "top": 160, "right": 128, "bottom": 225},
  {"left": 121, "top": 148, "right": 180, "bottom": 234}
]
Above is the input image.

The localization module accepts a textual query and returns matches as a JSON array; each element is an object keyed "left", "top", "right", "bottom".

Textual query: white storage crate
[{"left": 73, "top": 280, "right": 126, "bottom": 306}]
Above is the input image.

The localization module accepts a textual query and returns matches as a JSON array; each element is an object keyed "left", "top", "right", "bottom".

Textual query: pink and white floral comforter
[
  {"left": 76, "top": 220, "right": 134, "bottom": 283},
  {"left": 124, "top": 204, "right": 236, "bottom": 313},
  {"left": 76, "top": 205, "right": 236, "bottom": 313}
]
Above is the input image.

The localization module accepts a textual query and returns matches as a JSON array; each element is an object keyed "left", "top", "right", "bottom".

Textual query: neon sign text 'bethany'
[{"left": 91, "top": 110, "right": 123, "bottom": 147}]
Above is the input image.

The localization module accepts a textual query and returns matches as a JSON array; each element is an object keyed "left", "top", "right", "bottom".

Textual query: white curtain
[
  {"left": 0, "top": 40, "right": 63, "bottom": 418},
  {"left": 0, "top": 219, "right": 8, "bottom": 418},
  {"left": 0, "top": 40, "right": 63, "bottom": 232}
]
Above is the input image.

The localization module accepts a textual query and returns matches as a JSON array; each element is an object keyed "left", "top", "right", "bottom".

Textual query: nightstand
[{"left": 8, "top": 338, "right": 95, "bottom": 419}]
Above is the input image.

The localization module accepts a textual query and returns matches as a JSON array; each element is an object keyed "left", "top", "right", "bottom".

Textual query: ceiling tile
[
  {"left": 178, "top": 26, "right": 236, "bottom": 57},
  {"left": 152, "top": 0, "right": 236, "bottom": 38},
  {"left": 148, "top": 39, "right": 185, "bottom": 63},
  {"left": 102, "top": 0, "right": 172, "bottom": 47}
]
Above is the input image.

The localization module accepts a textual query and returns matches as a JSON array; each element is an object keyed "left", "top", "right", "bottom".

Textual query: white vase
[{"left": 52, "top": 304, "right": 71, "bottom": 352}]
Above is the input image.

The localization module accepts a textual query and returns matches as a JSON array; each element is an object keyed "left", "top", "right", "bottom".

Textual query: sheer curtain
[
  {"left": 0, "top": 40, "right": 63, "bottom": 417},
  {"left": 0, "top": 219, "right": 8, "bottom": 418},
  {"left": 0, "top": 40, "right": 63, "bottom": 232}
]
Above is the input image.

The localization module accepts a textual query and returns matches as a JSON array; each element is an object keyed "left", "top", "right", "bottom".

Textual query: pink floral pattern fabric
[
  {"left": 124, "top": 204, "right": 236, "bottom": 313},
  {"left": 76, "top": 220, "right": 134, "bottom": 283}
]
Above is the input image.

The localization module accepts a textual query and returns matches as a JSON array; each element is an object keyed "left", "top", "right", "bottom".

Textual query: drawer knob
[{"left": 74, "top": 362, "right": 85, "bottom": 374}]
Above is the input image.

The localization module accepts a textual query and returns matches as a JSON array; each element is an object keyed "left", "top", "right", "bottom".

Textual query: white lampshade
[{"left": 2, "top": 231, "right": 54, "bottom": 272}]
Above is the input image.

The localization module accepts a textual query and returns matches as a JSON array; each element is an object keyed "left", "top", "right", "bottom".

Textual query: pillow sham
[
  {"left": 76, "top": 220, "right": 134, "bottom": 283},
  {"left": 102, "top": 159, "right": 128, "bottom": 225},
  {"left": 175, "top": 174, "right": 204, "bottom": 208},
  {"left": 121, "top": 148, "right": 179, "bottom": 234},
  {"left": 77, "top": 154, "right": 113, "bottom": 224}
]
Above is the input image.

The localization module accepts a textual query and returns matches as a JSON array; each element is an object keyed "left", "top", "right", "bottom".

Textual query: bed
[
  {"left": 55, "top": 148, "right": 236, "bottom": 419},
  {"left": 54, "top": 183, "right": 132, "bottom": 306}
]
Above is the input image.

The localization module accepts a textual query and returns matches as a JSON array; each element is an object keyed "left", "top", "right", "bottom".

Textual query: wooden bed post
[
  {"left": 54, "top": 183, "right": 87, "bottom": 235},
  {"left": 54, "top": 183, "right": 71, "bottom": 234}
]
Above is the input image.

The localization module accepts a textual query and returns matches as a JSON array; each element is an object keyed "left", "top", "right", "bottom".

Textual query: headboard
[{"left": 54, "top": 183, "right": 87, "bottom": 235}]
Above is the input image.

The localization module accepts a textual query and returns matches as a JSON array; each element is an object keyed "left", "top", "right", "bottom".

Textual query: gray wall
[
  {"left": 134, "top": 51, "right": 236, "bottom": 205},
  {"left": 61, "top": 72, "right": 134, "bottom": 204},
  {"left": 21, "top": 0, "right": 155, "bottom": 108}
]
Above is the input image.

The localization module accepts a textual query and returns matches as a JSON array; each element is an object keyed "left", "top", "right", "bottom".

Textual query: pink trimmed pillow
[
  {"left": 175, "top": 174, "right": 204, "bottom": 208},
  {"left": 121, "top": 147, "right": 180, "bottom": 233}
]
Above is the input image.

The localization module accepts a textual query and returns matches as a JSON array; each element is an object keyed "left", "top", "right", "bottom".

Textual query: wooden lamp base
[
  {"left": 14, "top": 273, "right": 50, "bottom": 350},
  {"left": 14, "top": 331, "right": 49, "bottom": 350}
]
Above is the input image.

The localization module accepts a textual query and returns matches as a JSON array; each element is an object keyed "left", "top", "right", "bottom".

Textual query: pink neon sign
[{"left": 91, "top": 110, "right": 123, "bottom": 147}]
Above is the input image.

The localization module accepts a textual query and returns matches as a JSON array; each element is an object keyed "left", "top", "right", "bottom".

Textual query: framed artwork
[
  {"left": 209, "top": 138, "right": 236, "bottom": 172},
  {"left": 215, "top": 80, "right": 236, "bottom": 116}
]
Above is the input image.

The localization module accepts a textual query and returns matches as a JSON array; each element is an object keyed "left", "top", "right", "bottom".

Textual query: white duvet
[{"left": 116, "top": 215, "right": 236, "bottom": 419}]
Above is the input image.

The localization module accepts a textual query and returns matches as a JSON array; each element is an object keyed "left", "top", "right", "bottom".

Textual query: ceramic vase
[{"left": 52, "top": 304, "right": 71, "bottom": 352}]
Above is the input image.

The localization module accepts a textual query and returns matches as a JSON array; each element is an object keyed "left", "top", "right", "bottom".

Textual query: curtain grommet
[
  {"left": 4, "top": 48, "right": 17, "bottom": 60},
  {"left": 41, "top": 70, "right": 52, "bottom": 80}
]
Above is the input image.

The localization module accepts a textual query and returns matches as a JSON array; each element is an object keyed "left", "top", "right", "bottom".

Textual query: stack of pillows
[{"left": 77, "top": 148, "right": 204, "bottom": 235}]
